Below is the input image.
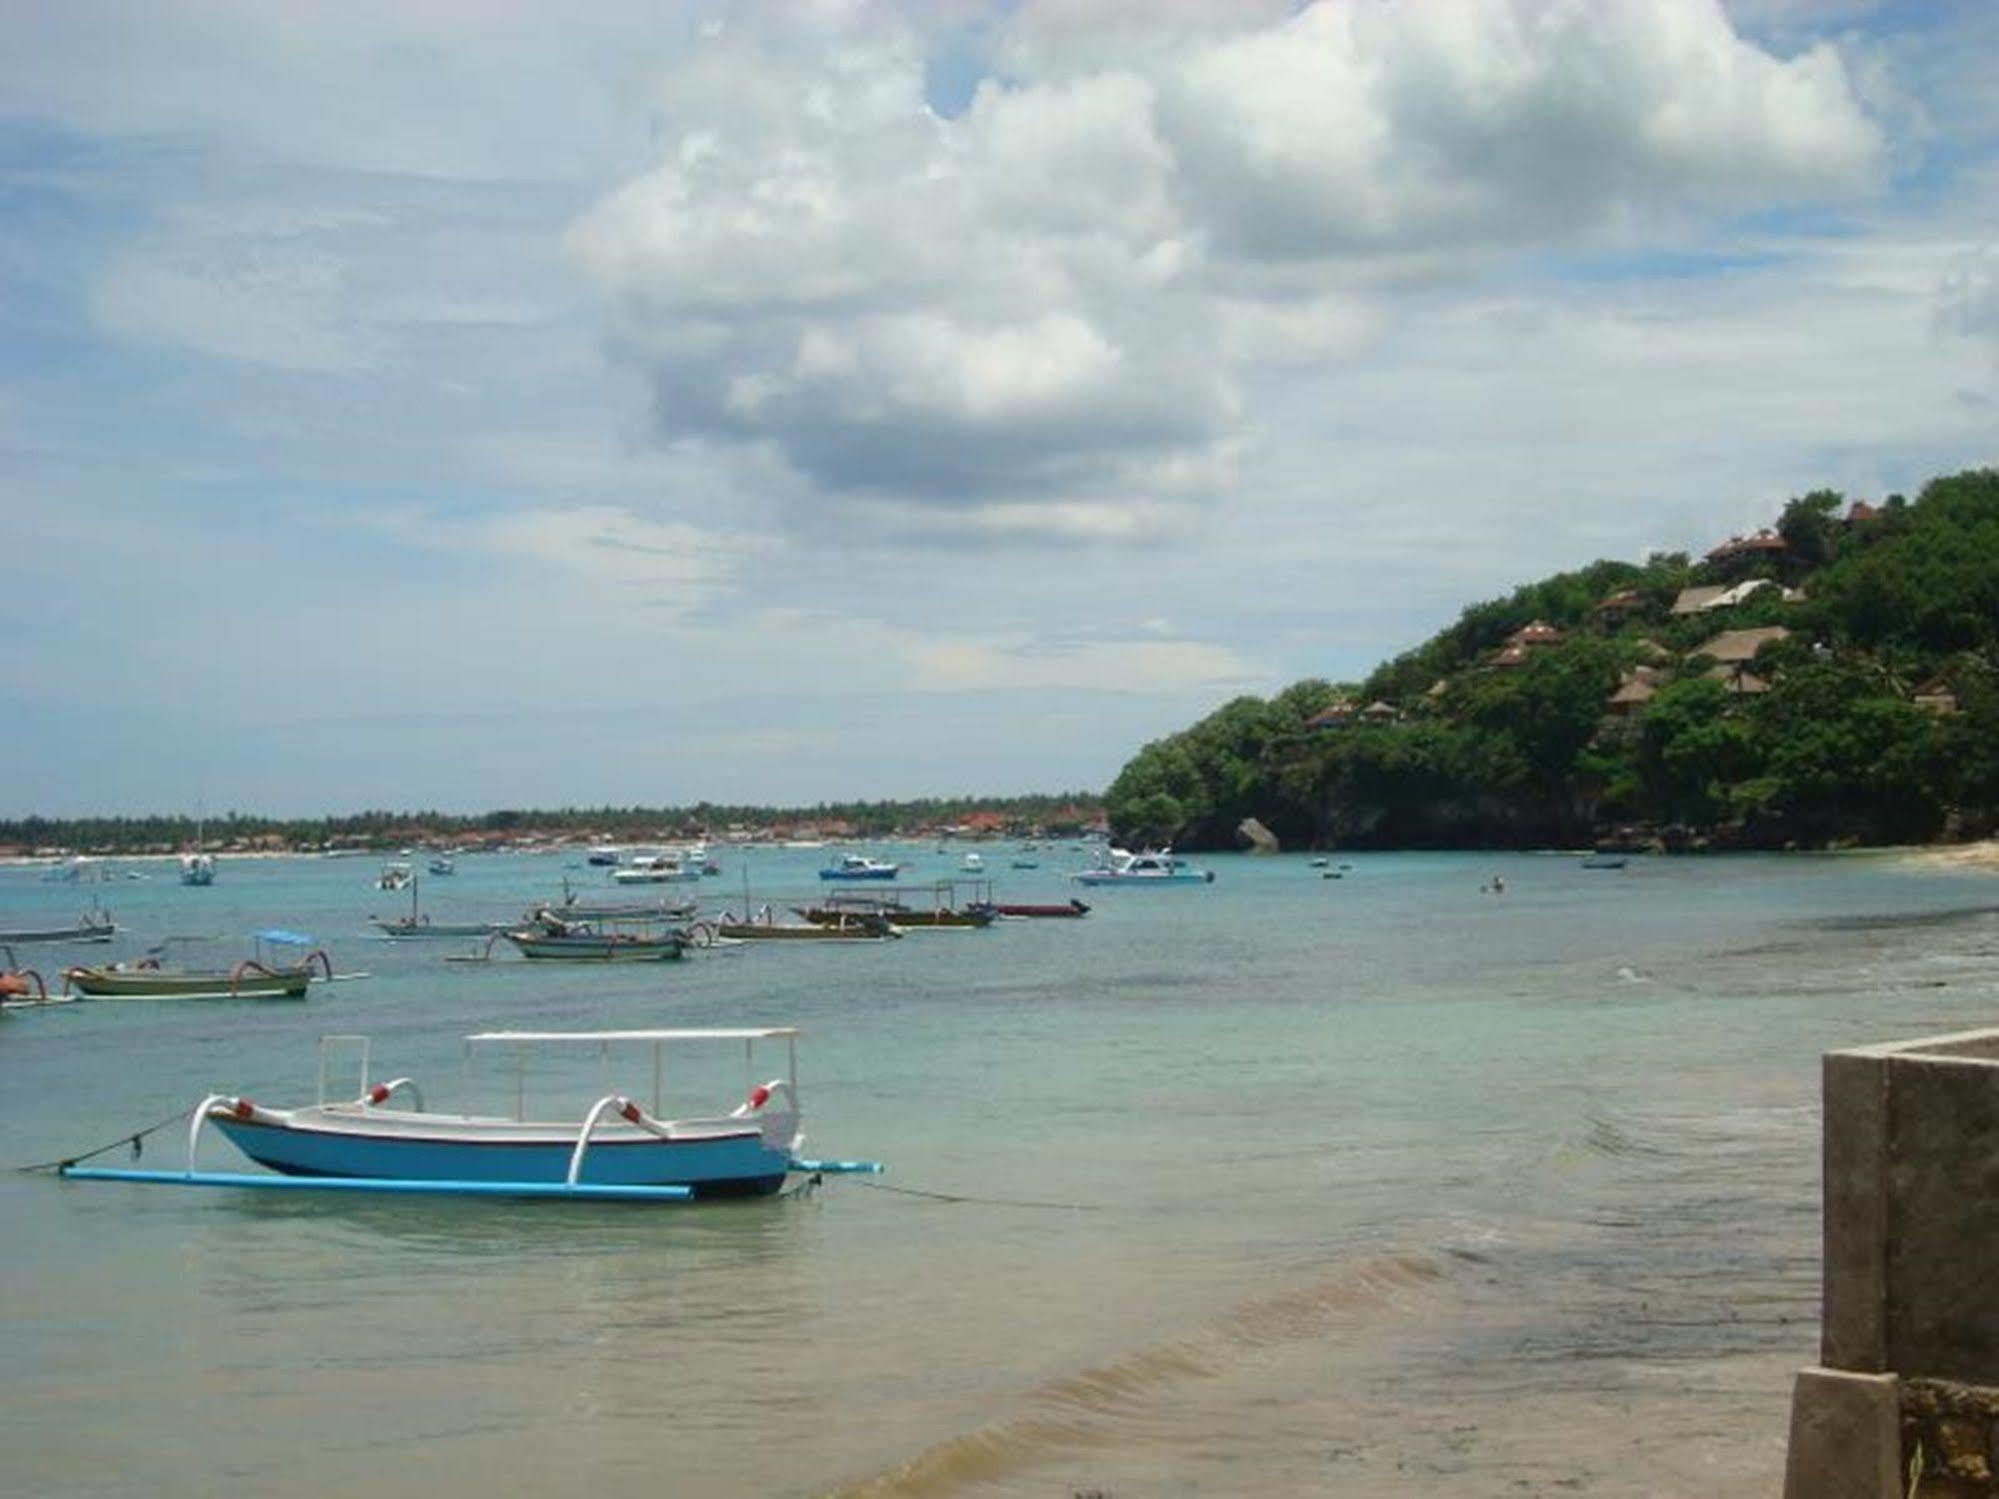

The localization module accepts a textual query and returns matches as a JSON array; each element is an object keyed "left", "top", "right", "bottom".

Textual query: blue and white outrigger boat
[{"left": 58, "top": 1028, "right": 879, "bottom": 1203}]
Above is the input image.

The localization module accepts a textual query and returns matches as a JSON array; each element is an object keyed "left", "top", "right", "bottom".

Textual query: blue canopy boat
[{"left": 61, "top": 1029, "right": 880, "bottom": 1202}]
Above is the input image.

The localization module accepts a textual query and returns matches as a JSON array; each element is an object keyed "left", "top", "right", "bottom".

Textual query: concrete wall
[{"left": 1787, "top": 1028, "right": 1999, "bottom": 1498}]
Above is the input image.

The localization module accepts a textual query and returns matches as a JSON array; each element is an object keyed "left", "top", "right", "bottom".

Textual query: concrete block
[
  {"left": 1822, "top": 1049, "right": 1890, "bottom": 1371},
  {"left": 1782, "top": 1367, "right": 1901, "bottom": 1499}
]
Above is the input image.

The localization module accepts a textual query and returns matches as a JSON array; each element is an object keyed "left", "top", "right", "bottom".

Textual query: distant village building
[
  {"left": 1360, "top": 700, "right": 1399, "bottom": 723},
  {"left": 1845, "top": 499, "right": 1881, "bottom": 525},
  {"left": 1605, "top": 665, "right": 1663, "bottom": 715},
  {"left": 1670, "top": 579, "right": 1799, "bottom": 616},
  {"left": 1507, "top": 619, "right": 1564, "bottom": 648},
  {"left": 1913, "top": 678, "right": 1960, "bottom": 716},
  {"left": 1670, "top": 585, "right": 1731, "bottom": 616},
  {"left": 1305, "top": 700, "right": 1356, "bottom": 730},
  {"left": 1691, "top": 625, "right": 1792, "bottom": 664},
  {"left": 1703, "top": 528, "right": 1788, "bottom": 566},
  {"left": 1690, "top": 625, "right": 1790, "bottom": 697},
  {"left": 1592, "top": 589, "right": 1646, "bottom": 627},
  {"left": 1489, "top": 619, "right": 1563, "bottom": 669}
]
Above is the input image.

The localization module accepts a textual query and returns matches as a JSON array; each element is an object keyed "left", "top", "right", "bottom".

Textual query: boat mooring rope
[
  {"left": 844, "top": 1177, "right": 1103, "bottom": 1212},
  {"left": 16, "top": 1108, "right": 189, "bottom": 1175}
]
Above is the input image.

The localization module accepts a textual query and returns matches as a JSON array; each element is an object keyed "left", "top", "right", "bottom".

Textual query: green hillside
[{"left": 1106, "top": 469, "right": 1999, "bottom": 852}]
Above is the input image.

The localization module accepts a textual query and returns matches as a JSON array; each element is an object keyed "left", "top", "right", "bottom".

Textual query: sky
[{"left": 2, "top": 0, "right": 1995, "bottom": 816}]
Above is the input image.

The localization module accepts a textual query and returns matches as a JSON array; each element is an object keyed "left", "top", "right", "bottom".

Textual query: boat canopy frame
[{"left": 318, "top": 1028, "right": 800, "bottom": 1125}]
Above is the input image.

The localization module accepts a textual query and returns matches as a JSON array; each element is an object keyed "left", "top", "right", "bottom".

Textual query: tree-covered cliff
[{"left": 1106, "top": 469, "right": 1999, "bottom": 851}]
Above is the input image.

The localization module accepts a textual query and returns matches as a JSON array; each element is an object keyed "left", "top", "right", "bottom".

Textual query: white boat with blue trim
[
  {"left": 58, "top": 1029, "right": 881, "bottom": 1203},
  {"left": 1071, "top": 846, "right": 1216, "bottom": 886},
  {"left": 818, "top": 854, "right": 901, "bottom": 881}
]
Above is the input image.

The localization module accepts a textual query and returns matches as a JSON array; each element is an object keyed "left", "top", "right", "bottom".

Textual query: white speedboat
[
  {"left": 818, "top": 854, "right": 900, "bottom": 882},
  {"left": 960, "top": 851, "right": 984, "bottom": 873},
  {"left": 611, "top": 853, "right": 701, "bottom": 885},
  {"left": 179, "top": 853, "right": 215, "bottom": 887},
  {"left": 377, "top": 861, "right": 414, "bottom": 891},
  {"left": 1071, "top": 847, "right": 1216, "bottom": 886}
]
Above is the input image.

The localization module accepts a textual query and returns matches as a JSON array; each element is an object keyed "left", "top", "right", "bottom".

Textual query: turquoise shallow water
[{"left": 3, "top": 847, "right": 1997, "bottom": 1496}]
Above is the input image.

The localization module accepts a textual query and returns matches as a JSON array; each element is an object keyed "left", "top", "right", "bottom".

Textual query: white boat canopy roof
[{"left": 464, "top": 1028, "right": 798, "bottom": 1044}]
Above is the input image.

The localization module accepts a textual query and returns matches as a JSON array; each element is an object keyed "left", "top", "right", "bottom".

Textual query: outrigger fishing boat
[
  {"left": 1, "top": 945, "right": 59, "bottom": 1008},
  {"left": 499, "top": 915, "right": 686, "bottom": 962},
  {"left": 57, "top": 1029, "right": 881, "bottom": 1202},
  {"left": 372, "top": 877, "right": 508, "bottom": 940},
  {"left": 797, "top": 882, "right": 996, "bottom": 930},
  {"left": 0, "top": 906, "right": 117, "bottom": 944},
  {"left": 62, "top": 930, "right": 343, "bottom": 1000},
  {"left": 990, "top": 898, "right": 1092, "bottom": 919},
  {"left": 716, "top": 905, "right": 898, "bottom": 941},
  {"left": 536, "top": 880, "right": 696, "bottom": 924}
]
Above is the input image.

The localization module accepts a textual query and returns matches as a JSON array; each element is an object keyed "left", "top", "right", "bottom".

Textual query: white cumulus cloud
[{"left": 571, "top": 0, "right": 1884, "bottom": 541}]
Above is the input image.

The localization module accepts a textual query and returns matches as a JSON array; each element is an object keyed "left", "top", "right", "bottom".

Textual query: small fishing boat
[
  {"left": 377, "top": 861, "right": 413, "bottom": 891},
  {"left": 0, "top": 907, "right": 117, "bottom": 944},
  {"left": 716, "top": 906, "right": 898, "bottom": 941},
  {"left": 1010, "top": 858, "right": 1039, "bottom": 870},
  {"left": 531, "top": 893, "right": 697, "bottom": 924},
  {"left": 63, "top": 931, "right": 337, "bottom": 1000},
  {"left": 797, "top": 885, "right": 995, "bottom": 931},
  {"left": 585, "top": 845, "right": 621, "bottom": 866},
  {"left": 59, "top": 1029, "right": 881, "bottom": 1202},
  {"left": 1580, "top": 853, "right": 1630, "bottom": 870},
  {"left": 179, "top": 852, "right": 216, "bottom": 886},
  {"left": 500, "top": 917, "right": 685, "bottom": 962},
  {"left": 611, "top": 853, "right": 701, "bottom": 885},
  {"left": 1309, "top": 857, "right": 1330, "bottom": 868},
  {"left": 991, "top": 899, "right": 1091, "bottom": 919},
  {"left": 427, "top": 854, "right": 456, "bottom": 876},
  {"left": 372, "top": 876, "right": 507, "bottom": 940},
  {"left": 960, "top": 851, "right": 984, "bottom": 873},
  {"left": 817, "top": 854, "right": 901, "bottom": 881},
  {"left": 1072, "top": 847, "right": 1216, "bottom": 886}
]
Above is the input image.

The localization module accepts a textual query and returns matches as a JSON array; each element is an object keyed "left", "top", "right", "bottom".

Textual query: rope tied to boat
[
  {"left": 845, "top": 1177, "right": 1103, "bottom": 1212},
  {"left": 15, "top": 1108, "right": 190, "bottom": 1175}
]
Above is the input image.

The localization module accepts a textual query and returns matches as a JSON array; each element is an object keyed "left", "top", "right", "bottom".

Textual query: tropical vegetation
[{"left": 1106, "top": 468, "right": 1999, "bottom": 851}]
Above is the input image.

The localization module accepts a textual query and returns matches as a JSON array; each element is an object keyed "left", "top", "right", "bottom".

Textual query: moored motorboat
[
  {"left": 377, "top": 861, "right": 413, "bottom": 891},
  {"left": 611, "top": 853, "right": 701, "bottom": 885},
  {"left": 1071, "top": 847, "right": 1215, "bottom": 886},
  {"left": 179, "top": 853, "right": 216, "bottom": 886},
  {"left": 1580, "top": 853, "right": 1630, "bottom": 869},
  {"left": 818, "top": 854, "right": 901, "bottom": 881},
  {"left": 59, "top": 1029, "right": 881, "bottom": 1202}
]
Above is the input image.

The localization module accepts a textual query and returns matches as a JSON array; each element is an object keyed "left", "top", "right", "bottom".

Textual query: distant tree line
[
  {"left": 1, "top": 793, "right": 1104, "bottom": 854},
  {"left": 1107, "top": 468, "right": 1999, "bottom": 852}
]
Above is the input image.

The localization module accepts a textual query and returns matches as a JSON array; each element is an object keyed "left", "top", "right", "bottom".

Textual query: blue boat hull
[
  {"left": 818, "top": 870, "right": 898, "bottom": 880},
  {"left": 211, "top": 1117, "right": 791, "bottom": 1198}
]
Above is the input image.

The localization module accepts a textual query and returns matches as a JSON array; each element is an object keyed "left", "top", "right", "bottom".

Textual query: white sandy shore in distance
[{"left": 1905, "top": 839, "right": 1999, "bottom": 873}]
